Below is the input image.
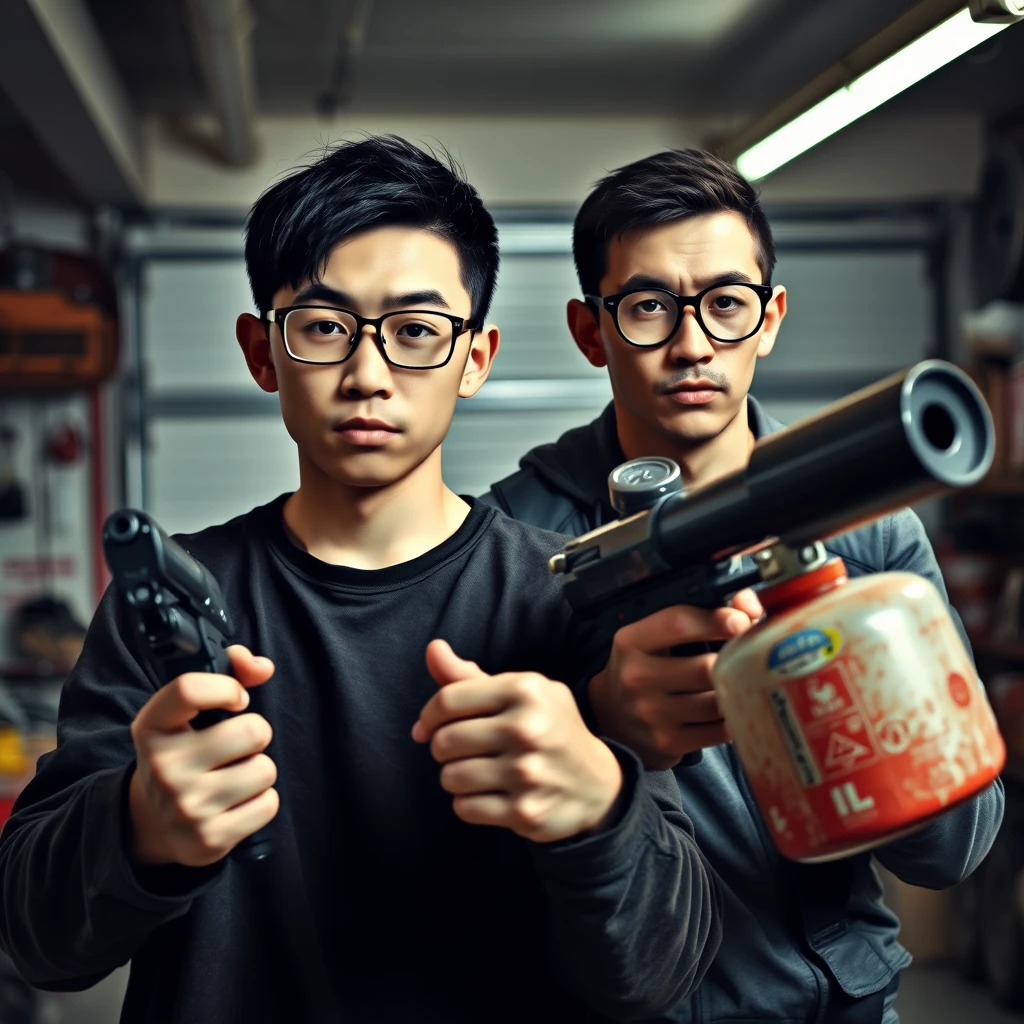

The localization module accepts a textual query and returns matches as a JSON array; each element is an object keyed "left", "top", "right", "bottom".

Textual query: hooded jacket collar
[{"left": 518, "top": 396, "right": 783, "bottom": 521}]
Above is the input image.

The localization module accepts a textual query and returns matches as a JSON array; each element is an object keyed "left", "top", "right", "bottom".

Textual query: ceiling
[
  {"left": 1, "top": 0, "right": 1023, "bottom": 209},
  {"left": 83, "top": 0, "right": 934, "bottom": 117},
  {"left": 0, "top": 89, "right": 86, "bottom": 208}
]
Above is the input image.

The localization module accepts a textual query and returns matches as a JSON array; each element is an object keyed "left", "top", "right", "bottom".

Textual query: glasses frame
[
  {"left": 585, "top": 282, "right": 775, "bottom": 347},
  {"left": 264, "top": 305, "right": 481, "bottom": 370}
]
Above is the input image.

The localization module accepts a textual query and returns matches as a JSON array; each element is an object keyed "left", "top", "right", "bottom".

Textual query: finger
[
  {"left": 451, "top": 793, "right": 511, "bottom": 830},
  {"left": 429, "top": 716, "right": 506, "bottom": 763},
  {"left": 413, "top": 677, "right": 511, "bottom": 744},
  {"left": 439, "top": 755, "right": 507, "bottom": 796},
  {"left": 730, "top": 588, "right": 764, "bottom": 621},
  {"left": 225, "top": 645, "right": 275, "bottom": 689},
  {"left": 649, "top": 690, "right": 724, "bottom": 726},
  {"left": 136, "top": 673, "right": 250, "bottom": 735},
  {"left": 615, "top": 604, "right": 752, "bottom": 655},
  {"left": 674, "top": 721, "right": 729, "bottom": 751},
  {"left": 619, "top": 649, "right": 717, "bottom": 696},
  {"left": 201, "top": 787, "right": 280, "bottom": 857},
  {"left": 183, "top": 713, "right": 273, "bottom": 772},
  {"left": 190, "top": 754, "right": 278, "bottom": 817},
  {"left": 424, "top": 639, "right": 486, "bottom": 690},
  {"left": 638, "top": 718, "right": 731, "bottom": 770}
]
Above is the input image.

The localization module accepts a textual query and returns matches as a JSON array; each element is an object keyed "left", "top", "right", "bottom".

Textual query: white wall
[
  {"left": 143, "top": 113, "right": 709, "bottom": 210},
  {"left": 142, "top": 109, "right": 985, "bottom": 212}
]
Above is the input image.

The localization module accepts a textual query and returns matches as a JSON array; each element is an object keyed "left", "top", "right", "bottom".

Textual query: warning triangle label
[{"left": 823, "top": 731, "right": 872, "bottom": 770}]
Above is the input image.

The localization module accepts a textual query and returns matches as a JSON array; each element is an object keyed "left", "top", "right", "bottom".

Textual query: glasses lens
[
  {"left": 701, "top": 285, "right": 764, "bottom": 341},
  {"left": 284, "top": 308, "right": 358, "bottom": 362},
  {"left": 616, "top": 290, "right": 680, "bottom": 346},
  {"left": 380, "top": 312, "right": 455, "bottom": 367}
]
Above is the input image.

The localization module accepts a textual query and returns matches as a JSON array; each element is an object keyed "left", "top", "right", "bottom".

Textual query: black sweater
[{"left": 0, "top": 497, "right": 721, "bottom": 1024}]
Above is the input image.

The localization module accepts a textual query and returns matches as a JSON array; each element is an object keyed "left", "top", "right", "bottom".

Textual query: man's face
[
  {"left": 569, "top": 211, "right": 786, "bottom": 448},
  {"left": 237, "top": 226, "right": 497, "bottom": 490}
]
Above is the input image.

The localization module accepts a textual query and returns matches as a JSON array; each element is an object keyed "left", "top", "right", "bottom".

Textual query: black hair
[
  {"left": 573, "top": 148, "right": 776, "bottom": 298},
  {"left": 243, "top": 135, "right": 499, "bottom": 322}
]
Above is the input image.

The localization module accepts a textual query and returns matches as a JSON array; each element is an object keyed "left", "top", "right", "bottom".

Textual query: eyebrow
[
  {"left": 290, "top": 283, "right": 452, "bottom": 311},
  {"left": 616, "top": 271, "right": 756, "bottom": 293}
]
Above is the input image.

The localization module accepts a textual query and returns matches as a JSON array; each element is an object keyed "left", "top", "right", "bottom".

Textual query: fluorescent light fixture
[{"left": 736, "top": 7, "right": 1015, "bottom": 181}]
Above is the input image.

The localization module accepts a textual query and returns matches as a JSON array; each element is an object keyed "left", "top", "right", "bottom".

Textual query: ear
[
  {"left": 757, "top": 286, "right": 787, "bottom": 359},
  {"left": 237, "top": 313, "right": 279, "bottom": 393},
  {"left": 567, "top": 298, "right": 608, "bottom": 368},
  {"left": 458, "top": 324, "right": 500, "bottom": 399}
]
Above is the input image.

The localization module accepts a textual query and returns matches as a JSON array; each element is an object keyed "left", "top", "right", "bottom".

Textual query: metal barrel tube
[{"left": 655, "top": 360, "right": 994, "bottom": 565}]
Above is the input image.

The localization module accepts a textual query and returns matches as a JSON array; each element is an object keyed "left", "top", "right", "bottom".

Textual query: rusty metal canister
[{"left": 712, "top": 558, "right": 1005, "bottom": 862}]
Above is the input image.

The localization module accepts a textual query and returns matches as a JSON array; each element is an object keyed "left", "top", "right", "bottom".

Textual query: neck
[
  {"left": 616, "top": 398, "right": 756, "bottom": 492},
  {"left": 282, "top": 448, "right": 470, "bottom": 569}
]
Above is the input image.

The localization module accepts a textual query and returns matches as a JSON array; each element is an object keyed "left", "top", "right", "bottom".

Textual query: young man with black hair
[
  {"left": 482, "top": 148, "right": 1005, "bottom": 1024},
  {"left": 0, "top": 138, "right": 723, "bottom": 1024}
]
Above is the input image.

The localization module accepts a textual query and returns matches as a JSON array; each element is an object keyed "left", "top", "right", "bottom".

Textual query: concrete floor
[{"left": 29, "top": 963, "right": 1024, "bottom": 1023}]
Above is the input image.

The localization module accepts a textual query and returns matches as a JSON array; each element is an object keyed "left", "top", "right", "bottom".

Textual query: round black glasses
[{"left": 585, "top": 283, "right": 774, "bottom": 347}]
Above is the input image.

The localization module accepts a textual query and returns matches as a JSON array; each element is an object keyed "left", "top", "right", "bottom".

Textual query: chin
[
  {"left": 329, "top": 443, "right": 443, "bottom": 490},
  {"left": 659, "top": 408, "right": 725, "bottom": 443},
  {"left": 337, "top": 464, "right": 407, "bottom": 490},
  {"left": 307, "top": 449, "right": 403, "bottom": 490}
]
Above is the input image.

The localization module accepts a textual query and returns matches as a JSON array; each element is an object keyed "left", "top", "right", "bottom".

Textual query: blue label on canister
[{"left": 768, "top": 627, "right": 842, "bottom": 677}]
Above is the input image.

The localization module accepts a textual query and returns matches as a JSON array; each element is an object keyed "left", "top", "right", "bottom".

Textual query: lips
[
  {"left": 332, "top": 418, "right": 401, "bottom": 447},
  {"left": 665, "top": 383, "right": 721, "bottom": 406}
]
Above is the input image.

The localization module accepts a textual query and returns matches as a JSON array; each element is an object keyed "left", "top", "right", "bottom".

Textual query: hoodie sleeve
[
  {"left": 515, "top": 589, "right": 721, "bottom": 1020},
  {"left": 0, "top": 587, "right": 224, "bottom": 990},
  {"left": 530, "top": 742, "right": 722, "bottom": 1021},
  {"left": 871, "top": 510, "right": 1005, "bottom": 889}
]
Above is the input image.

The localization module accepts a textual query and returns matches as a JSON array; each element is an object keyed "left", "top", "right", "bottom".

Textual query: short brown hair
[{"left": 573, "top": 148, "right": 776, "bottom": 299}]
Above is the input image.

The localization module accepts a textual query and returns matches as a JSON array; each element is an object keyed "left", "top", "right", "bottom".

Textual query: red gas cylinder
[{"left": 712, "top": 556, "right": 1006, "bottom": 862}]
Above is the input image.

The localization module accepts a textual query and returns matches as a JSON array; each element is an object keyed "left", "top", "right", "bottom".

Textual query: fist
[
  {"left": 413, "top": 640, "right": 624, "bottom": 843},
  {"left": 128, "top": 645, "right": 278, "bottom": 867},
  {"left": 589, "top": 590, "right": 763, "bottom": 770}
]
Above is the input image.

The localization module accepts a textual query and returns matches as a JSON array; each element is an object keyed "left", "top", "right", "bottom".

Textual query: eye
[
  {"left": 398, "top": 322, "right": 438, "bottom": 339},
  {"left": 705, "top": 288, "right": 753, "bottom": 314},
  {"left": 627, "top": 297, "right": 669, "bottom": 316},
  {"left": 308, "top": 319, "right": 345, "bottom": 336}
]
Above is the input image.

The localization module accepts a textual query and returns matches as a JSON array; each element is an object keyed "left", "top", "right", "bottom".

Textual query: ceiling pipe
[
  {"left": 185, "top": 0, "right": 258, "bottom": 166},
  {"left": 316, "top": 0, "right": 374, "bottom": 116}
]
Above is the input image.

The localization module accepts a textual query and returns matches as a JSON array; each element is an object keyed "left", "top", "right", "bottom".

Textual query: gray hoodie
[{"left": 481, "top": 398, "right": 1005, "bottom": 1024}]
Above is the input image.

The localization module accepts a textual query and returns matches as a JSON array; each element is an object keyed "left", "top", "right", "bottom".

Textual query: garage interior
[{"left": 1, "top": 0, "right": 1024, "bottom": 1021}]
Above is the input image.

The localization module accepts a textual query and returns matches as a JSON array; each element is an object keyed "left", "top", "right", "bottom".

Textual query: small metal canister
[{"left": 712, "top": 559, "right": 1005, "bottom": 862}]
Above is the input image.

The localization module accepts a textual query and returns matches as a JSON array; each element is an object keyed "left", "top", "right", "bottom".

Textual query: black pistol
[{"left": 103, "top": 509, "right": 273, "bottom": 861}]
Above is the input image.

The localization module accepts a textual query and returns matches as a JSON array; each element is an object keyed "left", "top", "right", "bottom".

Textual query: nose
[
  {"left": 337, "top": 326, "right": 393, "bottom": 398},
  {"left": 665, "top": 304, "right": 715, "bottom": 365}
]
